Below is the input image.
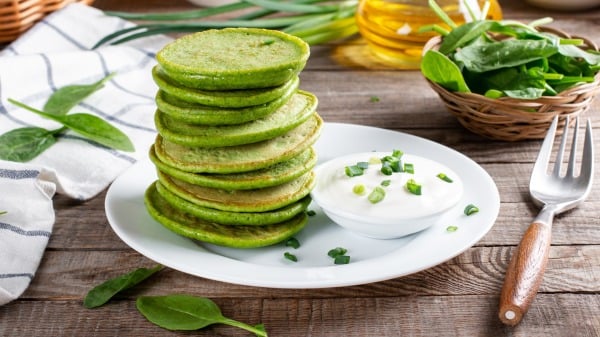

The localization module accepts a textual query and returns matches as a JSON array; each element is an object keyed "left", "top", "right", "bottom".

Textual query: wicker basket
[
  {"left": 0, "top": 0, "right": 93, "bottom": 43},
  {"left": 423, "top": 27, "right": 600, "bottom": 141}
]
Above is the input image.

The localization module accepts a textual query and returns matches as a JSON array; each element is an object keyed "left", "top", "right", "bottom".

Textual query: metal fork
[{"left": 498, "top": 116, "right": 594, "bottom": 326}]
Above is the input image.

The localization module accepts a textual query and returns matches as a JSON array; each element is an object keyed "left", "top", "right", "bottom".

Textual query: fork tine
[
  {"left": 566, "top": 117, "right": 580, "bottom": 177},
  {"left": 580, "top": 118, "right": 594, "bottom": 182},
  {"left": 552, "top": 116, "right": 570, "bottom": 177},
  {"left": 533, "top": 116, "right": 558, "bottom": 176}
]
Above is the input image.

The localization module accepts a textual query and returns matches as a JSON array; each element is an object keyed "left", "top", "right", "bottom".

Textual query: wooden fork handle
[{"left": 498, "top": 221, "right": 552, "bottom": 326}]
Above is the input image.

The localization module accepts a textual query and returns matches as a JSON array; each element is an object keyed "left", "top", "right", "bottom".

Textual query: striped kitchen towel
[{"left": 0, "top": 3, "right": 171, "bottom": 305}]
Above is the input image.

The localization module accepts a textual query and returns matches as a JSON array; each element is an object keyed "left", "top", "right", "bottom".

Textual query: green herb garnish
[
  {"left": 370, "top": 96, "right": 380, "bottom": 102},
  {"left": 285, "top": 237, "right": 300, "bottom": 249},
  {"left": 446, "top": 225, "right": 458, "bottom": 232},
  {"left": 436, "top": 173, "right": 453, "bottom": 183},
  {"left": 136, "top": 295, "right": 268, "bottom": 336},
  {"left": 464, "top": 204, "right": 480, "bottom": 215},
  {"left": 368, "top": 186, "right": 386, "bottom": 204},
  {"left": 0, "top": 211, "right": 6, "bottom": 215},
  {"left": 334, "top": 255, "right": 351, "bottom": 264},
  {"left": 356, "top": 161, "right": 369, "bottom": 169},
  {"left": 405, "top": 179, "right": 422, "bottom": 195},
  {"left": 0, "top": 74, "right": 134, "bottom": 162},
  {"left": 381, "top": 179, "right": 391, "bottom": 187},
  {"left": 284, "top": 252, "right": 298, "bottom": 262},
  {"left": 345, "top": 165, "right": 364, "bottom": 177},
  {"left": 83, "top": 265, "right": 163, "bottom": 309},
  {"left": 353, "top": 184, "right": 366, "bottom": 195},
  {"left": 327, "top": 247, "right": 348, "bottom": 258},
  {"left": 404, "top": 163, "right": 414, "bottom": 174}
]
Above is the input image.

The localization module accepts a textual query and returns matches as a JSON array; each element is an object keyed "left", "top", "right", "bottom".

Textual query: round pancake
[
  {"left": 153, "top": 113, "right": 322, "bottom": 174},
  {"left": 149, "top": 146, "right": 317, "bottom": 190},
  {"left": 155, "top": 88, "right": 292, "bottom": 125},
  {"left": 156, "top": 28, "right": 309, "bottom": 90},
  {"left": 153, "top": 66, "right": 300, "bottom": 108},
  {"left": 155, "top": 181, "right": 311, "bottom": 225},
  {"left": 157, "top": 170, "right": 316, "bottom": 212},
  {"left": 145, "top": 183, "right": 307, "bottom": 248},
  {"left": 155, "top": 91, "right": 317, "bottom": 147}
]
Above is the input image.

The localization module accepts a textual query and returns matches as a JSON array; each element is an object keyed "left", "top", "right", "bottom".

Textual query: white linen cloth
[{"left": 0, "top": 4, "right": 171, "bottom": 305}]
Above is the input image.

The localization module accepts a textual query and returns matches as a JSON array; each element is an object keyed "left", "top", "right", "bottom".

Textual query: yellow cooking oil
[{"left": 356, "top": 0, "right": 502, "bottom": 69}]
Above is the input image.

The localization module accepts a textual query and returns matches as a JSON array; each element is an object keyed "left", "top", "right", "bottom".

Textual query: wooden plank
[
  {"left": 2, "top": 294, "right": 599, "bottom": 336},
  {"left": 23, "top": 245, "right": 600, "bottom": 299}
]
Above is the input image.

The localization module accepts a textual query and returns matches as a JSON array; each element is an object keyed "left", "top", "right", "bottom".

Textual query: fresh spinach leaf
[
  {"left": 44, "top": 73, "right": 115, "bottom": 115},
  {"left": 59, "top": 113, "right": 134, "bottom": 152},
  {"left": 454, "top": 39, "right": 558, "bottom": 73},
  {"left": 557, "top": 44, "right": 600, "bottom": 65},
  {"left": 0, "top": 127, "right": 62, "bottom": 162},
  {"left": 421, "top": 50, "right": 470, "bottom": 92},
  {"left": 438, "top": 20, "right": 496, "bottom": 55},
  {"left": 83, "top": 265, "right": 163, "bottom": 309},
  {"left": 136, "top": 295, "right": 268, "bottom": 336},
  {"left": 470, "top": 66, "right": 547, "bottom": 99},
  {"left": 8, "top": 98, "right": 134, "bottom": 152}
]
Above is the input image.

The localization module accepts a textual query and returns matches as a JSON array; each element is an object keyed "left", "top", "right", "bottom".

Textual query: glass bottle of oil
[{"left": 356, "top": 0, "right": 502, "bottom": 69}]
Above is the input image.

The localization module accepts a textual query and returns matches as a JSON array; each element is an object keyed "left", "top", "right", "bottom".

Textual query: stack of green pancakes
[{"left": 144, "top": 28, "right": 323, "bottom": 248}]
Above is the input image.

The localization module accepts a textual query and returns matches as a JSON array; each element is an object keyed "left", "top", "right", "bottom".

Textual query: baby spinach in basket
[
  {"left": 0, "top": 73, "right": 134, "bottom": 162},
  {"left": 420, "top": 0, "right": 600, "bottom": 99}
]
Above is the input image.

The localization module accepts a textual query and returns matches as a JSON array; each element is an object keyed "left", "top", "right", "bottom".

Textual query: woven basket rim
[{"left": 0, "top": 0, "right": 93, "bottom": 43}]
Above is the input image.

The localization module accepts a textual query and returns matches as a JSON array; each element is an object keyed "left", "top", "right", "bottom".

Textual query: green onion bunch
[{"left": 95, "top": 0, "right": 359, "bottom": 48}]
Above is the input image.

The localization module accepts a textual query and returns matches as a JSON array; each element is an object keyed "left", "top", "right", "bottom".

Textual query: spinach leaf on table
[
  {"left": 136, "top": 295, "right": 268, "bottom": 336},
  {"left": 84, "top": 265, "right": 163, "bottom": 309}
]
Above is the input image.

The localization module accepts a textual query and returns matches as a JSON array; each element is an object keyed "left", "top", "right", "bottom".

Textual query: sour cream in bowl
[{"left": 311, "top": 151, "right": 463, "bottom": 239}]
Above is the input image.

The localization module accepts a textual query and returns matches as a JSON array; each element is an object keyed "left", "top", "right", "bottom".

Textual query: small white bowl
[{"left": 311, "top": 152, "right": 464, "bottom": 239}]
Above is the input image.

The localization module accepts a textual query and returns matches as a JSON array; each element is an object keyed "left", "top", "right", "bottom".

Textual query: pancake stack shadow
[{"left": 144, "top": 28, "right": 323, "bottom": 248}]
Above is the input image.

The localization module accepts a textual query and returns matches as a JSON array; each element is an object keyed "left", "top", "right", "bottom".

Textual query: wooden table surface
[{"left": 2, "top": 0, "right": 600, "bottom": 336}]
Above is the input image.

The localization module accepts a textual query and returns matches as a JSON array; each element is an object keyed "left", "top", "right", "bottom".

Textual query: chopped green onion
[
  {"left": 306, "top": 210, "right": 316, "bottom": 216},
  {"left": 368, "top": 186, "right": 386, "bottom": 204},
  {"left": 353, "top": 184, "right": 366, "bottom": 195},
  {"left": 370, "top": 96, "right": 380, "bottom": 102},
  {"left": 285, "top": 237, "right": 300, "bottom": 249},
  {"left": 464, "top": 204, "right": 479, "bottom": 216},
  {"left": 356, "top": 161, "right": 369, "bottom": 170},
  {"left": 406, "top": 179, "right": 422, "bottom": 195},
  {"left": 334, "top": 255, "right": 351, "bottom": 264},
  {"left": 369, "top": 157, "right": 381, "bottom": 164},
  {"left": 392, "top": 149, "right": 403, "bottom": 158},
  {"left": 381, "top": 155, "right": 401, "bottom": 173},
  {"left": 446, "top": 225, "right": 458, "bottom": 232},
  {"left": 436, "top": 173, "right": 453, "bottom": 183},
  {"left": 404, "top": 163, "right": 414, "bottom": 174},
  {"left": 345, "top": 165, "right": 364, "bottom": 177},
  {"left": 327, "top": 247, "right": 347, "bottom": 258},
  {"left": 0, "top": 211, "right": 6, "bottom": 215},
  {"left": 381, "top": 163, "right": 393, "bottom": 176},
  {"left": 284, "top": 252, "right": 298, "bottom": 262},
  {"left": 381, "top": 179, "right": 391, "bottom": 187}
]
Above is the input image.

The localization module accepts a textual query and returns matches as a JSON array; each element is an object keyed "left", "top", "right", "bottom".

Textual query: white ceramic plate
[{"left": 105, "top": 123, "right": 500, "bottom": 288}]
